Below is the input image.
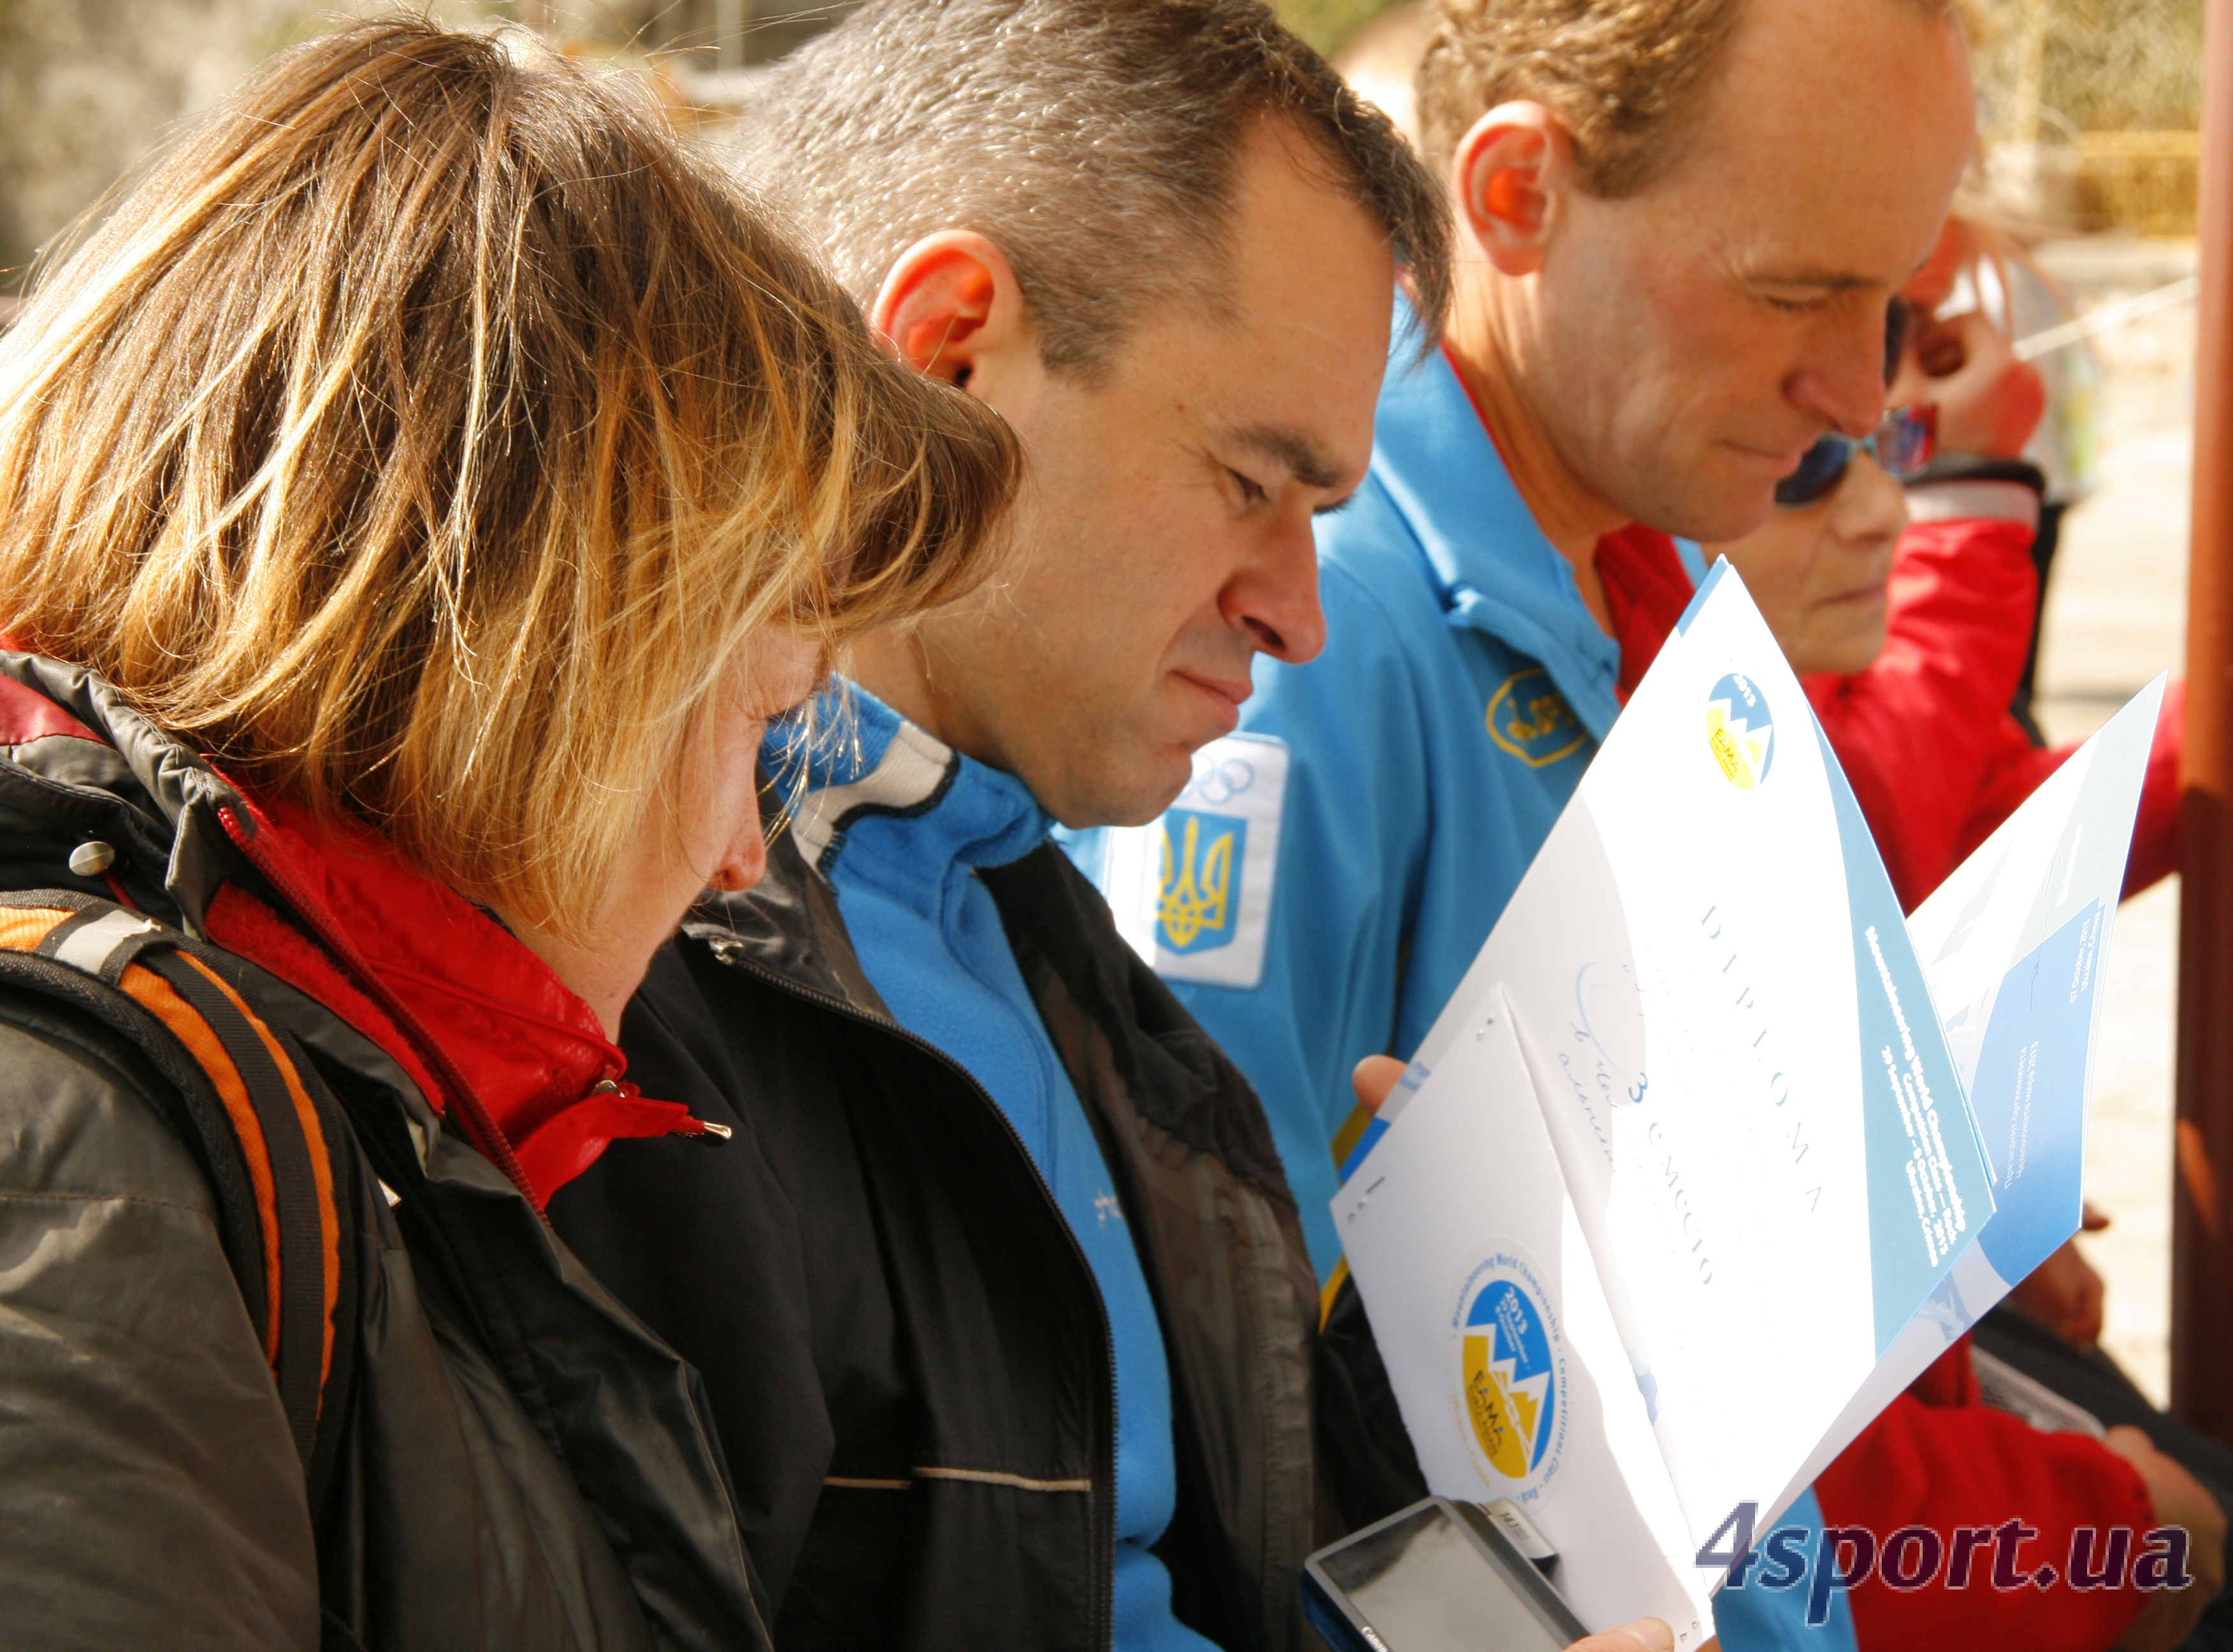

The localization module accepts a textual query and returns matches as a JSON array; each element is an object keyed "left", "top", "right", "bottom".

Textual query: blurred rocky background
[{"left": 0, "top": 0, "right": 858, "bottom": 306}]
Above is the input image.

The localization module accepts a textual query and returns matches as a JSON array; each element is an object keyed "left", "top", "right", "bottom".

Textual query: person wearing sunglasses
[
  {"left": 1692, "top": 309, "right": 2177, "bottom": 918},
  {"left": 1773, "top": 402, "right": 1939, "bottom": 511},
  {"left": 1690, "top": 402, "right": 1939, "bottom": 681}
]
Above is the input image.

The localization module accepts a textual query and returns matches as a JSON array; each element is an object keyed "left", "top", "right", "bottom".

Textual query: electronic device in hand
[{"left": 1301, "top": 1496, "right": 1591, "bottom": 1652}]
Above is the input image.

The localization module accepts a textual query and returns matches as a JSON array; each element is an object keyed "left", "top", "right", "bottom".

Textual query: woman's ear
[
  {"left": 871, "top": 231, "right": 1032, "bottom": 393},
  {"left": 1450, "top": 101, "right": 1573, "bottom": 278}
]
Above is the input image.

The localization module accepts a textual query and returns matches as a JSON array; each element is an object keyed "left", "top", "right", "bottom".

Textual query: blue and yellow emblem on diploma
[
  {"left": 1705, "top": 671, "right": 1775, "bottom": 790},
  {"left": 1453, "top": 1247, "right": 1566, "bottom": 1501}
]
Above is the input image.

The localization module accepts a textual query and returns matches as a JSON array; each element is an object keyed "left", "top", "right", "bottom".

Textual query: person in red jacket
[
  {"left": 1812, "top": 1338, "right": 2213, "bottom": 1652},
  {"left": 1758, "top": 299, "right": 2179, "bottom": 913}
]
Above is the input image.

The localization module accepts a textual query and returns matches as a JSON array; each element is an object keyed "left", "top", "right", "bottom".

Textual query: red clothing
[
  {"left": 1598, "top": 522, "right": 1695, "bottom": 697},
  {"left": 1803, "top": 515, "right": 2180, "bottom": 910},
  {"left": 203, "top": 787, "right": 711, "bottom": 1206},
  {"left": 1814, "top": 1339, "right": 2151, "bottom": 1651}
]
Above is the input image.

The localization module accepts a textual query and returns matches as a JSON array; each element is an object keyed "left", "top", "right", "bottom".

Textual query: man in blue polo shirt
[{"left": 1069, "top": 1, "right": 1979, "bottom": 1646}]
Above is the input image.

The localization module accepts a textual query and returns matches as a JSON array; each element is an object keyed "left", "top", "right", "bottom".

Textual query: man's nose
[
  {"left": 1787, "top": 314, "right": 1892, "bottom": 439},
  {"left": 1832, "top": 451, "right": 1909, "bottom": 542},
  {"left": 1224, "top": 516, "right": 1327, "bottom": 664}
]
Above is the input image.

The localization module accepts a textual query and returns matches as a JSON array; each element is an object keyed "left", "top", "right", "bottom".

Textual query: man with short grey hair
[
  {"left": 746, "top": 0, "right": 1451, "bottom": 393},
  {"left": 732, "top": 0, "right": 1451, "bottom": 829},
  {"left": 550, "top": 7, "right": 1521, "bottom": 1652}
]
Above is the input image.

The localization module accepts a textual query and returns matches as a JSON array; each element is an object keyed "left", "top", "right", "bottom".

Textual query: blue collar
[
  {"left": 1367, "top": 298, "right": 1624, "bottom": 741},
  {"left": 767, "top": 682, "right": 1053, "bottom": 879}
]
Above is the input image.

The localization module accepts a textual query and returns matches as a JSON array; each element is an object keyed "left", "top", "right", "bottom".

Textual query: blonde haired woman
[{"left": 0, "top": 20, "right": 1015, "bottom": 1649}]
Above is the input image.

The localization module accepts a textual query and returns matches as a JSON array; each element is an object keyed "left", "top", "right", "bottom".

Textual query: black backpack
[{"left": 0, "top": 888, "right": 363, "bottom": 1505}]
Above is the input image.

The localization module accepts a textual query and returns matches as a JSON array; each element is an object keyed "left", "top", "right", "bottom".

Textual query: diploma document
[{"left": 1333, "top": 562, "right": 2165, "bottom": 1641}]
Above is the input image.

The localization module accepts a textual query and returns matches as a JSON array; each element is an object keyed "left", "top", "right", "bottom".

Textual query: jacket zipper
[{"left": 705, "top": 937, "right": 1121, "bottom": 1652}]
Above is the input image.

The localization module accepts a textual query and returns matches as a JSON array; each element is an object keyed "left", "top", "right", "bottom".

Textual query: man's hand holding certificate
[{"left": 1331, "top": 563, "right": 2166, "bottom": 1644}]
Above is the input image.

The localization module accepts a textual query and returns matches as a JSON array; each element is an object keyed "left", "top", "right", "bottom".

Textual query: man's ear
[
  {"left": 1450, "top": 101, "right": 1573, "bottom": 278},
  {"left": 871, "top": 230, "right": 1032, "bottom": 396}
]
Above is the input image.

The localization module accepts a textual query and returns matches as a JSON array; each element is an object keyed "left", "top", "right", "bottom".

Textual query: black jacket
[
  {"left": 551, "top": 809, "right": 1424, "bottom": 1651},
  {"left": 0, "top": 652, "right": 770, "bottom": 1652}
]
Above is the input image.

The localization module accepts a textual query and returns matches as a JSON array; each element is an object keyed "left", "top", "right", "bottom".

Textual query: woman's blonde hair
[{"left": 0, "top": 19, "right": 1018, "bottom": 939}]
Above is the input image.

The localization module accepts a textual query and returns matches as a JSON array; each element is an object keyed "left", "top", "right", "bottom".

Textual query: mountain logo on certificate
[
  {"left": 1705, "top": 672, "right": 1775, "bottom": 790},
  {"left": 1454, "top": 1248, "right": 1566, "bottom": 1500}
]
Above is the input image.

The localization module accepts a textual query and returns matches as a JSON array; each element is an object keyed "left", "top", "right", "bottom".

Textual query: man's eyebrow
[
  {"left": 1224, "top": 424, "right": 1350, "bottom": 492},
  {"left": 1744, "top": 267, "right": 1881, "bottom": 293}
]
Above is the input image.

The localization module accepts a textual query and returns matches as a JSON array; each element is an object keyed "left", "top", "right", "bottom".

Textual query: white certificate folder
[{"left": 1333, "top": 561, "right": 2164, "bottom": 1642}]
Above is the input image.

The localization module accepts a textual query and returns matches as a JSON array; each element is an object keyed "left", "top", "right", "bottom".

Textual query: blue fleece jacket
[
  {"left": 1066, "top": 301, "right": 1854, "bottom": 1652},
  {"left": 770, "top": 686, "right": 1211, "bottom": 1652}
]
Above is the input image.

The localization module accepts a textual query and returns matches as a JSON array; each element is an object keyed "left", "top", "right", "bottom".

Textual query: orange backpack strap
[{"left": 0, "top": 890, "right": 359, "bottom": 1492}]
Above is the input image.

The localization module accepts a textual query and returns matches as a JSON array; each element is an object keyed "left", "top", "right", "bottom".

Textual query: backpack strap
[{"left": 0, "top": 889, "right": 359, "bottom": 1491}]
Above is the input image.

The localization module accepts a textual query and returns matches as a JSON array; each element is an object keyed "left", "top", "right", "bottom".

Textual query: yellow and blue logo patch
[
  {"left": 1486, "top": 668, "right": 1587, "bottom": 768},
  {"left": 1102, "top": 735, "right": 1289, "bottom": 989},
  {"left": 1157, "top": 809, "right": 1244, "bottom": 955},
  {"left": 1453, "top": 1249, "right": 1566, "bottom": 1498}
]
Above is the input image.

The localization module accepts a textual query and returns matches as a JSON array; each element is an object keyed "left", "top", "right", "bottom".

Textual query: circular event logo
[
  {"left": 1705, "top": 671, "right": 1775, "bottom": 790},
  {"left": 1450, "top": 1245, "right": 1567, "bottom": 1503}
]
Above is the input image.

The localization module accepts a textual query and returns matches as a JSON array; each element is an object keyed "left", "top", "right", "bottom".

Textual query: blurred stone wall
[
  {"left": 0, "top": 0, "right": 854, "bottom": 300},
  {"left": 6, "top": 0, "right": 2209, "bottom": 302},
  {"left": 1970, "top": 0, "right": 2206, "bottom": 139},
  {"left": 0, "top": 0, "right": 502, "bottom": 297},
  {"left": 623, "top": 0, "right": 860, "bottom": 68},
  {"left": 1276, "top": 0, "right": 1398, "bottom": 56},
  {"left": 1967, "top": 0, "right": 2207, "bottom": 233}
]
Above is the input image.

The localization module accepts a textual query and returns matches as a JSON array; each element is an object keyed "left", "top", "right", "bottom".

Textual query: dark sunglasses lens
[
  {"left": 1877, "top": 406, "right": 1937, "bottom": 478},
  {"left": 1775, "top": 436, "right": 1851, "bottom": 507}
]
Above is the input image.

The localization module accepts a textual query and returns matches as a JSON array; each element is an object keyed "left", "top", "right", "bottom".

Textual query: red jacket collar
[
  {"left": 206, "top": 786, "right": 700, "bottom": 1206},
  {"left": 1595, "top": 523, "right": 1696, "bottom": 700}
]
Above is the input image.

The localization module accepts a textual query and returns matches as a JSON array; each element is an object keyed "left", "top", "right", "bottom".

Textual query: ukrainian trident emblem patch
[
  {"left": 1156, "top": 810, "right": 1245, "bottom": 953},
  {"left": 1096, "top": 734, "right": 1289, "bottom": 989}
]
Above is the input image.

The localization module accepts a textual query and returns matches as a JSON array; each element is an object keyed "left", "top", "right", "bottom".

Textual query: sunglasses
[{"left": 1774, "top": 403, "right": 1937, "bottom": 509}]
